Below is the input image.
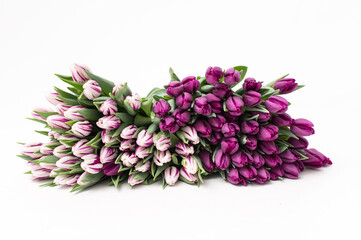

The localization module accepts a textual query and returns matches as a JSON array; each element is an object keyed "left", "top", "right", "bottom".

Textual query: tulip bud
[
  {"left": 64, "top": 106, "right": 87, "bottom": 121},
  {"left": 28, "top": 162, "right": 52, "bottom": 180},
  {"left": 153, "top": 150, "right": 171, "bottom": 166},
  {"left": 40, "top": 140, "right": 57, "bottom": 155},
  {"left": 31, "top": 107, "right": 54, "bottom": 121},
  {"left": 47, "top": 114, "right": 70, "bottom": 130},
  {"left": 83, "top": 80, "right": 102, "bottom": 100},
  {"left": 242, "top": 90, "right": 262, "bottom": 107},
  {"left": 121, "top": 152, "right": 139, "bottom": 167},
  {"left": 227, "top": 168, "right": 247, "bottom": 185},
  {"left": 221, "top": 122, "right": 240, "bottom": 138},
  {"left": 251, "top": 111, "right": 271, "bottom": 122},
  {"left": 224, "top": 68, "right": 241, "bottom": 85},
  {"left": 48, "top": 130, "right": 61, "bottom": 140},
  {"left": 120, "top": 125, "right": 138, "bottom": 139},
  {"left": 205, "top": 93, "right": 222, "bottom": 113},
  {"left": 209, "top": 131, "right": 222, "bottom": 145},
  {"left": 290, "top": 118, "right": 315, "bottom": 137},
  {"left": 100, "top": 99, "right": 118, "bottom": 115},
  {"left": 128, "top": 173, "right": 145, "bottom": 186},
  {"left": 153, "top": 99, "right": 171, "bottom": 117},
  {"left": 53, "top": 144, "right": 71, "bottom": 158},
  {"left": 287, "top": 136, "right": 309, "bottom": 149},
  {"left": 70, "top": 63, "right": 92, "bottom": 83},
  {"left": 125, "top": 93, "right": 142, "bottom": 111},
  {"left": 295, "top": 160, "right": 305, "bottom": 172},
  {"left": 164, "top": 166, "right": 180, "bottom": 186},
  {"left": 103, "top": 162, "right": 121, "bottom": 176},
  {"left": 175, "top": 142, "right": 194, "bottom": 156},
  {"left": 213, "top": 83, "right": 232, "bottom": 98},
  {"left": 231, "top": 151, "right": 253, "bottom": 168},
  {"left": 244, "top": 135, "right": 258, "bottom": 150},
  {"left": 179, "top": 126, "right": 200, "bottom": 144},
  {"left": 136, "top": 129, "right": 154, "bottom": 147},
  {"left": 101, "top": 129, "right": 118, "bottom": 144},
  {"left": 135, "top": 146, "right": 151, "bottom": 159},
  {"left": 175, "top": 92, "right": 193, "bottom": 110},
  {"left": 45, "top": 92, "right": 63, "bottom": 106},
  {"left": 273, "top": 78, "right": 298, "bottom": 94},
  {"left": 279, "top": 149, "right": 301, "bottom": 163},
  {"left": 205, "top": 66, "right": 223, "bottom": 85},
  {"left": 55, "top": 103, "right": 72, "bottom": 115},
  {"left": 256, "top": 167, "right": 270, "bottom": 183},
  {"left": 160, "top": 116, "right": 179, "bottom": 133},
  {"left": 99, "top": 146, "right": 118, "bottom": 164},
  {"left": 21, "top": 142, "right": 42, "bottom": 158},
  {"left": 243, "top": 78, "right": 262, "bottom": 92},
  {"left": 239, "top": 165, "right": 257, "bottom": 181},
  {"left": 56, "top": 156, "right": 80, "bottom": 170},
  {"left": 194, "top": 119, "right": 212, "bottom": 138},
  {"left": 71, "top": 139, "right": 93, "bottom": 157},
  {"left": 71, "top": 121, "right": 93, "bottom": 137},
  {"left": 54, "top": 174, "right": 80, "bottom": 186},
  {"left": 77, "top": 172, "right": 97, "bottom": 186},
  {"left": 96, "top": 115, "right": 121, "bottom": 130},
  {"left": 265, "top": 96, "right": 288, "bottom": 114},
  {"left": 180, "top": 167, "right": 198, "bottom": 182},
  {"left": 257, "top": 124, "right": 278, "bottom": 141},
  {"left": 181, "top": 76, "right": 200, "bottom": 93},
  {"left": 166, "top": 81, "right": 184, "bottom": 98},
  {"left": 250, "top": 152, "right": 263, "bottom": 168},
  {"left": 269, "top": 164, "right": 284, "bottom": 180},
  {"left": 304, "top": 148, "right": 332, "bottom": 168},
  {"left": 282, "top": 162, "right": 300, "bottom": 179},
  {"left": 38, "top": 162, "right": 56, "bottom": 170},
  {"left": 221, "top": 137, "right": 239, "bottom": 155},
  {"left": 272, "top": 113, "right": 292, "bottom": 127},
  {"left": 241, "top": 120, "right": 259, "bottom": 135},
  {"left": 173, "top": 108, "right": 191, "bottom": 127},
  {"left": 226, "top": 96, "right": 244, "bottom": 116},
  {"left": 208, "top": 115, "right": 226, "bottom": 132},
  {"left": 193, "top": 97, "right": 212, "bottom": 116},
  {"left": 258, "top": 141, "right": 280, "bottom": 155},
  {"left": 58, "top": 134, "right": 79, "bottom": 147},
  {"left": 264, "top": 154, "right": 282, "bottom": 168},
  {"left": 119, "top": 139, "right": 136, "bottom": 151},
  {"left": 223, "top": 112, "right": 238, "bottom": 123},
  {"left": 81, "top": 154, "right": 103, "bottom": 174},
  {"left": 199, "top": 150, "right": 215, "bottom": 172},
  {"left": 135, "top": 161, "right": 151, "bottom": 172},
  {"left": 215, "top": 150, "right": 231, "bottom": 170},
  {"left": 153, "top": 134, "right": 172, "bottom": 152},
  {"left": 112, "top": 83, "right": 124, "bottom": 96}
]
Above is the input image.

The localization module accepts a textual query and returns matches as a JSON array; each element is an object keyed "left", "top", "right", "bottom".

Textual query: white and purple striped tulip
[
  {"left": 21, "top": 142, "right": 42, "bottom": 158},
  {"left": 56, "top": 156, "right": 81, "bottom": 170},
  {"left": 47, "top": 115, "right": 71, "bottom": 130},
  {"left": 28, "top": 162, "right": 52, "bottom": 180},
  {"left": 81, "top": 154, "right": 103, "bottom": 174},
  {"left": 40, "top": 140, "right": 58, "bottom": 155},
  {"left": 164, "top": 166, "right": 180, "bottom": 186},
  {"left": 182, "top": 155, "right": 199, "bottom": 174},
  {"left": 45, "top": 92, "right": 63, "bottom": 106},
  {"left": 53, "top": 144, "right": 71, "bottom": 158},
  {"left": 49, "top": 167, "right": 60, "bottom": 177},
  {"left": 100, "top": 146, "right": 118, "bottom": 164},
  {"left": 39, "top": 162, "right": 57, "bottom": 170},
  {"left": 77, "top": 172, "right": 97, "bottom": 186},
  {"left": 153, "top": 150, "right": 172, "bottom": 166},
  {"left": 72, "top": 139, "right": 93, "bottom": 157},
  {"left": 153, "top": 134, "right": 171, "bottom": 152},
  {"left": 83, "top": 80, "right": 102, "bottom": 100},
  {"left": 135, "top": 147, "right": 151, "bottom": 159},
  {"left": 64, "top": 106, "right": 86, "bottom": 121},
  {"left": 101, "top": 129, "right": 118, "bottom": 144},
  {"left": 121, "top": 152, "right": 139, "bottom": 167},
  {"left": 31, "top": 107, "right": 53, "bottom": 121},
  {"left": 48, "top": 130, "right": 62, "bottom": 139},
  {"left": 119, "top": 139, "right": 136, "bottom": 151},
  {"left": 136, "top": 130, "right": 154, "bottom": 147},
  {"left": 55, "top": 103, "right": 72, "bottom": 115},
  {"left": 120, "top": 125, "right": 138, "bottom": 139},
  {"left": 180, "top": 126, "right": 200, "bottom": 144},
  {"left": 96, "top": 115, "right": 121, "bottom": 130},
  {"left": 180, "top": 167, "right": 198, "bottom": 182},
  {"left": 71, "top": 121, "right": 93, "bottom": 137},
  {"left": 100, "top": 99, "right": 118, "bottom": 115},
  {"left": 135, "top": 161, "right": 151, "bottom": 172},
  {"left": 175, "top": 142, "right": 194, "bottom": 156},
  {"left": 58, "top": 134, "right": 79, "bottom": 147},
  {"left": 112, "top": 83, "right": 124, "bottom": 96},
  {"left": 125, "top": 93, "right": 142, "bottom": 111},
  {"left": 54, "top": 174, "right": 80, "bottom": 186},
  {"left": 70, "top": 63, "right": 92, "bottom": 83},
  {"left": 128, "top": 174, "right": 145, "bottom": 187}
]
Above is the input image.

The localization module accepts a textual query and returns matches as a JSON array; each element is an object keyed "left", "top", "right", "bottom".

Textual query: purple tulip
[
  {"left": 153, "top": 150, "right": 172, "bottom": 166},
  {"left": 135, "top": 161, "right": 151, "bottom": 172},
  {"left": 135, "top": 147, "right": 151, "bottom": 159},
  {"left": 193, "top": 97, "right": 212, "bottom": 116},
  {"left": 199, "top": 150, "right": 215, "bottom": 173},
  {"left": 45, "top": 92, "right": 63, "bottom": 106},
  {"left": 54, "top": 174, "right": 80, "bottom": 186},
  {"left": 269, "top": 164, "right": 284, "bottom": 180},
  {"left": 245, "top": 135, "right": 257, "bottom": 150},
  {"left": 99, "top": 146, "right": 118, "bottom": 164},
  {"left": 279, "top": 149, "right": 301, "bottom": 163},
  {"left": 209, "top": 131, "right": 222, "bottom": 145},
  {"left": 47, "top": 115, "right": 70, "bottom": 130},
  {"left": 160, "top": 116, "right": 179, "bottom": 133},
  {"left": 121, "top": 152, "right": 139, "bottom": 167},
  {"left": 214, "top": 150, "right": 231, "bottom": 170},
  {"left": 55, "top": 103, "right": 72, "bottom": 115},
  {"left": 273, "top": 78, "right": 298, "bottom": 94},
  {"left": 290, "top": 118, "right": 315, "bottom": 137},
  {"left": 182, "top": 155, "right": 199, "bottom": 174},
  {"left": 112, "top": 83, "right": 124, "bottom": 96},
  {"left": 257, "top": 124, "right": 278, "bottom": 141},
  {"left": 224, "top": 68, "right": 241, "bottom": 85},
  {"left": 226, "top": 96, "right": 244, "bottom": 116},
  {"left": 242, "top": 91, "right": 262, "bottom": 107},
  {"left": 72, "top": 139, "right": 93, "bottom": 157},
  {"left": 120, "top": 125, "right": 138, "bottom": 139},
  {"left": 256, "top": 167, "right": 270, "bottom": 183},
  {"left": 243, "top": 78, "right": 262, "bottom": 92},
  {"left": 264, "top": 154, "right": 282, "bottom": 168},
  {"left": 83, "top": 80, "right": 102, "bottom": 100},
  {"left": 231, "top": 151, "right": 253, "bottom": 167},
  {"left": 64, "top": 106, "right": 87, "bottom": 121},
  {"left": 20, "top": 142, "right": 42, "bottom": 159},
  {"left": 56, "top": 156, "right": 80, "bottom": 170},
  {"left": 252, "top": 151, "right": 265, "bottom": 168},
  {"left": 288, "top": 136, "right": 309, "bottom": 149},
  {"left": 227, "top": 168, "right": 246, "bottom": 185},
  {"left": 239, "top": 165, "right": 257, "bottom": 181},
  {"left": 258, "top": 141, "right": 280, "bottom": 155},
  {"left": 175, "top": 92, "right": 193, "bottom": 110},
  {"left": 205, "top": 93, "right": 222, "bottom": 113},
  {"left": 180, "top": 167, "right": 198, "bottom": 182},
  {"left": 164, "top": 166, "right": 180, "bottom": 186},
  {"left": 265, "top": 96, "right": 288, "bottom": 114},
  {"left": 221, "top": 137, "right": 239, "bottom": 155},
  {"left": 272, "top": 113, "right": 292, "bottom": 127},
  {"left": 208, "top": 115, "right": 226, "bottom": 132},
  {"left": 205, "top": 66, "right": 223, "bottom": 85},
  {"left": 173, "top": 108, "right": 191, "bottom": 127},
  {"left": 193, "top": 119, "right": 212, "bottom": 138},
  {"left": 125, "top": 93, "right": 142, "bottom": 111},
  {"left": 221, "top": 122, "right": 240, "bottom": 138},
  {"left": 96, "top": 115, "right": 121, "bottom": 130},
  {"left": 251, "top": 111, "right": 271, "bottom": 122},
  {"left": 153, "top": 134, "right": 172, "bottom": 152},
  {"left": 81, "top": 154, "right": 103, "bottom": 174},
  {"left": 70, "top": 63, "right": 92, "bottom": 83},
  {"left": 175, "top": 142, "right": 194, "bottom": 156},
  {"left": 304, "top": 148, "right": 332, "bottom": 168},
  {"left": 179, "top": 126, "right": 200, "bottom": 144},
  {"left": 166, "top": 81, "right": 184, "bottom": 98},
  {"left": 136, "top": 130, "right": 154, "bottom": 147},
  {"left": 71, "top": 121, "right": 92, "bottom": 137},
  {"left": 241, "top": 120, "right": 259, "bottom": 135},
  {"left": 100, "top": 99, "right": 118, "bottom": 115},
  {"left": 213, "top": 83, "right": 232, "bottom": 98},
  {"left": 101, "top": 129, "right": 118, "bottom": 144},
  {"left": 119, "top": 139, "right": 136, "bottom": 152},
  {"left": 53, "top": 144, "right": 71, "bottom": 158},
  {"left": 282, "top": 162, "right": 301, "bottom": 179},
  {"left": 153, "top": 99, "right": 171, "bottom": 117},
  {"left": 223, "top": 112, "right": 238, "bottom": 123},
  {"left": 295, "top": 160, "right": 305, "bottom": 172},
  {"left": 103, "top": 162, "right": 120, "bottom": 176},
  {"left": 181, "top": 76, "right": 200, "bottom": 93}
]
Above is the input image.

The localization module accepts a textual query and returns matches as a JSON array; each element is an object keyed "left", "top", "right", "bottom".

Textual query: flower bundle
[{"left": 18, "top": 64, "right": 332, "bottom": 191}]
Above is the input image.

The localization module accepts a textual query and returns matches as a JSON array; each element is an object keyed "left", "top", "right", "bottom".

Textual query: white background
[{"left": 1, "top": 0, "right": 360, "bottom": 239}]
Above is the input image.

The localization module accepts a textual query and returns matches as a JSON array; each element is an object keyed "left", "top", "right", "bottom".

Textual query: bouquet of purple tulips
[{"left": 18, "top": 64, "right": 332, "bottom": 191}]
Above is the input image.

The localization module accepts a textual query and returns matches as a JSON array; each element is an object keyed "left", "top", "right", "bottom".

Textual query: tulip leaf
[
  {"left": 115, "top": 82, "right": 132, "bottom": 104},
  {"left": 133, "top": 172, "right": 150, "bottom": 181},
  {"left": 54, "top": 86, "right": 78, "bottom": 99},
  {"left": 57, "top": 96, "right": 79, "bottom": 106},
  {"left": 77, "top": 108, "right": 102, "bottom": 122},
  {"left": 112, "top": 122, "right": 129, "bottom": 137},
  {"left": 134, "top": 114, "right": 152, "bottom": 127},
  {"left": 140, "top": 98, "right": 153, "bottom": 116},
  {"left": 266, "top": 73, "right": 290, "bottom": 87},
  {"left": 77, "top": 93, "right": 94, "bottom": 107},
  {"left": 39, "top": 155, "right": 59, "bottom": 163},
  {"left": 114, "top": 112, "right": 134, "bottom": 124},
  {"left": 147, "top": 119, "right": 160, "bottom": 134},
  {"left": 278, "top": 127, "right": 298, "bottom": 140},
  {"left": 200, "top": 85, "right": 214, "bottom": 94},
  {"left": 111, "top": 175, "right": 122, "bottom": 188},
  {"left": 85, "top": 71, "right": 115, "bottom": 96},
  {"left": 151, "top": 161, "right": 156, "bottom": 177},
  {"left": 35, "top": 130, "right": 49, "bottom": 136},
  {"left": 81, "top": 172, "right": 104, "bottom": 183},
  {"left": 123, "top": 100, "right": 136, "bottom": 116},
  {"left": 44, "top": 142, "right": 61, "bottom": 149},
  {"left": 233, "top": 66, "right": 248, "bottom": 81},
  {"left": 17, "top": 155, "right": 33, "bottom": 161},
  {"left": 171, "top": 154, "right": 179, "bottom": 165},
  {"left": 55, "top": 74, "right": 84, "bottom": 91},
  {"left": 246, "top": 105, "right": 269, "bottom": 113},
  {"left": 179, "top": 176, "right": 196, "bottom": 185},
  {"left": 33, "top": 111, "right": 58, "bottom": 120},
  {"left": 153, "top": 162, "right": 170, "bottom": 180},
  {"left": 169, "top": 67, "right": 180, "bottom": 82},
  {"left": 219, "top": 170, "right": 226, "bottom": 180},
  {"left": 67, "top": 87, "right": 82, "bottom": 96},
  {"left": 132, "top": 126, "right": 146, "bottom": 138},
  {"left": 87, "top": 131, "right": 102, "bottom": 146},
  {"left": 212, "top": 147, "right": 221, "bottom": 163},
  {"left": 39, "top": 182, "right": 57, "bottom": 187}
]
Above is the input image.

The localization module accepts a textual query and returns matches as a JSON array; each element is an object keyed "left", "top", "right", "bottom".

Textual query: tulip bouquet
[{"left": 18, "top": 64, "right": 332, "bottom": 192}]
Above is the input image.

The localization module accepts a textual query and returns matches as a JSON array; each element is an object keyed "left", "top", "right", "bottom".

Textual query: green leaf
[
  {"left": 114, "top": 82, "right": 132, "bottom": 104},
  {"left": 278, "top": 126, "right": 298, "bottom": 140},
  {"left": 233, "top": 65, "right": 248, "bottom": 82},
  {"left": 111, "top": 175, "right": 121, "bottom": 188},
  {"left": 147, "top": 118, "right": 160, "bottom": 134},
  {"left": 67, "top": 87, "right": 82, "bottom": 96},
  {"left": 86, "top": 131, "right": 102, "bottom": 146},
  {"left": 39, "top": 182, "right": 56, "bottom": 187},
  {"left": 132, "top": 126, "right": 146, "bottom": 138},
  {"left": 141, "top": 98, "right": 154, "bottom": 116},
  {"left": 133, "top": 172, "right": 150, "bottom": 181},
  {"left": 85, "top": 71, "right": 115, "bottom": 96},
  {"left": 26, "top": 117, "right": 47, "bottom": 124},
  {"left": 200, "top": 85, "right": 214, "bottom": 93},
  {"left": 54, "top": 86, "right": 78, "bottom": 99},
  {"left": 212, "top": 147, "right": 221, "bottom": 163},
  {"left": 171, "top": 154, "right": 179, "bottom": 165},
  {"left": 169, "top": 67, "right": 180, "bottom": 82},
  {"left": 246, "top": 105, "right": 269, "bottom": 113},
  {"left": 33, "top": 111, "right": 58, "bottom": 120},
  {"left": 123, "top": 100, "right": 136, "bottom": 116},
  {"left": 219, "top": 170, "right": 226, "bottom": 180},
  {"left": 55, "top": 74, "right": 84, "bottom": 91},
  {"left": 58, "top": 95, "right": 79, "bottom": 106},
  {"left": 35, "top": 130, "right": 49, "bottom": 136},
  {"left": 17, "top": 155, "right": 33, "bottom": 161},
  {"left": 114, "top": 112, "right": 134, "bottom": 123},
  {"left": 151, "top": 161, "right": 156, "bottom": 177},
  {"left": 134, "top": 114, "right": 152, "bottom": 127},
  {"left": 38, "top": 155, "right": 59, "bottom": 163},
  {"left": 77, "top": 108, "right": 102, "bottom": 121},
  {"left": 81, "top": 172, "right": 104, "bottom": 183},
  {"left": 266, "top": 73, "right": 290, "bottom": 87},
  {"left": 77, "top": 93, "right": 94, "bottom": 107},
  {"left": 153, "top": 162, "right": 170, "bottom": 180},
  {"left": 112, "top": 123, "right": 129, "bottom": 137}
]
